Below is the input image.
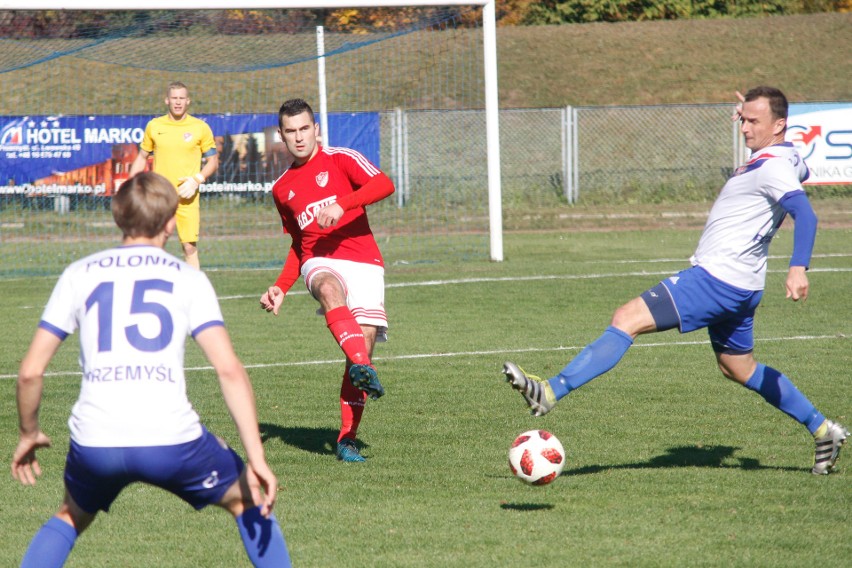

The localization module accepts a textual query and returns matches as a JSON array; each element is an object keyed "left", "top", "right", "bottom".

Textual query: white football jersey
[
  {"left": 39, "top": 245, "right": 224, "bottom": 447},
  {"left": 690, "top": 142, "right": 810, "bottom": 291}
]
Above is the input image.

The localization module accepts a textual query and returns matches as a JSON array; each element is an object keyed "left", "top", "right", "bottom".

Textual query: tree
[
  {"left": 520, "top": 0, "right": 827, "bottom": 24},
  {"left": 496, "top": 0, "right": 539, "bottom": 25}
]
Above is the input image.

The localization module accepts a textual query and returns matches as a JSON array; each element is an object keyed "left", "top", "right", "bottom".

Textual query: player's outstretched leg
[
  {"left": 812, "top": 419, "right": 849, "bottom": 475},
  {"left": 502, "top": 361, "right": 556, "bottom": 417},
  {"left": 336, "top": 438, "right": 366, "bottom": 462},
  {"left": 349, "top": 364, "right": 384, "bottom": 400},
  {"left": 21, "top": 517, "right": 77, "bottom": 568}
]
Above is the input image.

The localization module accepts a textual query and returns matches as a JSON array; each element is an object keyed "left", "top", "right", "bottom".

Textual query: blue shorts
[
  {"left": 64, "top": 427, "right": 244, "bottom": 514},
  {"left": 640, "top": 266, "right": 763, "bottom": 354}
]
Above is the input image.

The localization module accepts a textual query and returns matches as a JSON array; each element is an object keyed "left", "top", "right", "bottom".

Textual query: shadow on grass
[
  {"left": 260, "top": 423, "right": 370, "bottom": 456},
  {"left": 562, "top": 444, "right": 809, "bottom": 476},
  {"left": 500, "top": 503, "right": 555, "bottom": 512}
]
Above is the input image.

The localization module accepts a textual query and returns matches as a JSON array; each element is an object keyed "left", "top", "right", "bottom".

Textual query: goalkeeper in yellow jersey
[{"left": 129, "top": 81, "right": 219, "bottom": 269}]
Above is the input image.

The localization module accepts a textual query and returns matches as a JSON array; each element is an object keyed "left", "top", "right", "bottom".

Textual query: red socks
[
  {"left": 326, "top": 306, "right": 371, "bottom": 442},
  {"left": 338, "top": 374, "right": 367, "bottom": 442},
  {"left": 325, "top": 306, "right": 371, "bottom": 366}
]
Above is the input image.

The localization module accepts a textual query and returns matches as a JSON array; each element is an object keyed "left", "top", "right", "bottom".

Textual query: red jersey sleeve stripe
[{"left": 326, "top": 146, "right": 381, "bottom": 177}]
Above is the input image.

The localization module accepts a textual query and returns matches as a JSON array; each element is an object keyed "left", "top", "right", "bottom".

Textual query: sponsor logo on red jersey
[{"left": 296, "top": 196, "right": 337, "bottom": 229}]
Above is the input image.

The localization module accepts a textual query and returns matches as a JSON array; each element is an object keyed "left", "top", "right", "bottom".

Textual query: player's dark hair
[
  {"left": 278, "top": 98, "right": 315, "bottom": 128},
  {"left": 113, "top": 172, "right": 178, "bottom": 239},
  {"left": 744, "top": 86, "right": 788, "bottom": 121}
]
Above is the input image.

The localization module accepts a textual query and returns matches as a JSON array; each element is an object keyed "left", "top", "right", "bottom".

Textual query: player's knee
[
  {"left": 715, "top": 354, "right": 756, "bottom": 385},
  {"left": 58, "top": 495, "right": 96, "bottom": 534},
  {"left": 311, "top": 274, "right": 345, "bottom": 305},
  {"left": 716, "top": 361, "right": 736, "bottom": 380},
  {"left": 610, "top": 305, "right": 629, "bottom": 328},
  {"left": 610, "top": 297, "right": 657, "bottom": 337}
]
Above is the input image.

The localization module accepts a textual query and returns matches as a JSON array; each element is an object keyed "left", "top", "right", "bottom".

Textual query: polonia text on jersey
[{"left": 85, "top": 253, "right": 182, "bottom": 272}]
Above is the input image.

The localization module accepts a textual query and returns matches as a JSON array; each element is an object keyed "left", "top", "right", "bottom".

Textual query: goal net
[{"left": 0, "top": 3, "right": 496, "bottom": 277}]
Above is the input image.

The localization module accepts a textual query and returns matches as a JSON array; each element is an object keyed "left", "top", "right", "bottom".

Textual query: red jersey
[{"left": 272, "top": 146, "right": 385, "bottom": 267}]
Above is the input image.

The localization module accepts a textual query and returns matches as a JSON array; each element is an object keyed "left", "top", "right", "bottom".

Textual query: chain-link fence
[
  {"left": 2, "top": 103, "right": 847, "bottom": 276},
  {"left": 572, "top": 104, "right": 737, "bottom": 204},
  {"left": 383, "top": 101, "right": 852, "bottom": 236},
  {"left": 507, "top": 104, "right": 735, "bottom": 208},
  {"left": 384, "top": 104, "right": 738, "bottom": 223}
]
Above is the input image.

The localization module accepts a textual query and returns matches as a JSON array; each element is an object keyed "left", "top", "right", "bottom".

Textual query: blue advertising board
[{"left": 0, "top": 112, "right": 379, "bottom": 192}]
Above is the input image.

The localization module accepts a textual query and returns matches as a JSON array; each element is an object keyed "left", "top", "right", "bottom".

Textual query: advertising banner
[
  {"left": 788, "top": 103, "right": 852, "bottom": 185},
  {"left": 0, "top": 112, "right": 380, "bottom": 195}
]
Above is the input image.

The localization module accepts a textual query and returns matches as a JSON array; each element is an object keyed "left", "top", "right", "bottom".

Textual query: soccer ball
[{"left": 508, "top": 429, "right": 565, "bottom": 486}]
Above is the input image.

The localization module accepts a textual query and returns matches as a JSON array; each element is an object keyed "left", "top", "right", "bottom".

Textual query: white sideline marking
[
  {"left": 8, "top": 253, "right": 851, "bottom": 298},
  {"left": 16, "top": 266, "right": 852, "bottom": 307},
  {"left": 595, "top": 253, "right": 852, "bottom": 264},
  {"left": 218, "top": 265, "right": 852, "bottom": 301},
  {"left": 0, "top": 333, "right": 846, "bottom": 380}
]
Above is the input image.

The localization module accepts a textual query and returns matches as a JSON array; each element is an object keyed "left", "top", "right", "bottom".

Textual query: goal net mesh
[{"left": 0, "top": 7, "right": 488, "bottom": 277}]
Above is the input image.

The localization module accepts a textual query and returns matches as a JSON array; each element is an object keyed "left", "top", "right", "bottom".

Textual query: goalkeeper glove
[{"left": 177, "top": 173, "right": 205, "bottom": 199}]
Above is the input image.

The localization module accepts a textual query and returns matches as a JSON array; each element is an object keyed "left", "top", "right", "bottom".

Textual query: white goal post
[{"left": 1, "top": 0, "right": 504, "bottom": 262}]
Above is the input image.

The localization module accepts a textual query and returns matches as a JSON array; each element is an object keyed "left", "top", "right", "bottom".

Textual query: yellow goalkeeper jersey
[{"left": 140, "top": 114, "right": 216, "bottom": 188}]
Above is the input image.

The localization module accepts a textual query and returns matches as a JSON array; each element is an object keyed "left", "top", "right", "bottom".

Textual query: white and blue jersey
[
  {"left": 691, "top": 142, "right": 810, "bottom": 291},
  {"left": 643, "top": 142, "right": 815, "bottom": 352},
  {"left": 39, "top": 244, "right": 224, "bottom": 447}
]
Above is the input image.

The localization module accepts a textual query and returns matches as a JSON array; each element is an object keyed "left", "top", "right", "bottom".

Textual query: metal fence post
[
  {"left": 572, "top": 106, "right": 579, "bottom": 203},
  {"left": 562, "top": 105, "right": 574, "bottom": 204}
]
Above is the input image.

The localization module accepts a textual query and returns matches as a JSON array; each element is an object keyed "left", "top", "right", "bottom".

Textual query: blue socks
[
  {"left": 745, "top": 363, "right": 824, "bottom": 433},
  {"left": 20, "top": 507, "right": 291, "bottom": 568},
  {"left": 21, "top": 516, "right": 77, "bottom": 568},
  {"left": 545, "top": 328, "right": 823, "bottom": 435},
  {"left": 549, "top": 326, "right": 634, "bottom": 400},
  {"left": 236, "top": 505, "right": 292, "bottom": 568},
  {"left": 21, "top": 507, "right": 291, "bottom": 568}
]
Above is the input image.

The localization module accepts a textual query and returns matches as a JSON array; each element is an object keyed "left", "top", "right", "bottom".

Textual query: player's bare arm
[
  {"left": 11, "top": 431, "right": 51, "bottom": 486},
  {"left": 12, "top": 328, "right": 62, "bottom": 486},
  {"left": 244, "top": 462, "right": 278, "bottom": 517},
  {"left": 785, "top": 266, "right": 809, "bottom": 302},
  {"left": 732, "top": 90, "right": 745, "bottom": 121},
  {"left": 263, "top": 248, "right": 300, "bottom": 316},
  {"left": 260, "top": 285, "right": 285, "bottom": 316},
  {"left": 201, "top": 152, "right": 219, "bottom": 180},
  {"left": 195, "top": 325, "right": 277, "bottom": 517}
]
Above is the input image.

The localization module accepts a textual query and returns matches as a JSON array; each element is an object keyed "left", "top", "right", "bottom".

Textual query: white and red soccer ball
[{"left": 508, "top": 429, "right": 566, "bottom": 486}]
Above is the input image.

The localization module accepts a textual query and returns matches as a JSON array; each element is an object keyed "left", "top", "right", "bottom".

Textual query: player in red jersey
[{"left": 260, "top": 99, "right": 395, "bottom": 462}]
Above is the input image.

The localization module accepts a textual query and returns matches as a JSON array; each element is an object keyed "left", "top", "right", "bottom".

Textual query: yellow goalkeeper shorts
[{"left": 175, "top": 194, "right": 200, "bottom": 244}]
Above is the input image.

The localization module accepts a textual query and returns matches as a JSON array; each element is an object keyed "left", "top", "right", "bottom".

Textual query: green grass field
[
  {"left": 1, "top": 221, "right": 850, "bottom": 567},
  {"left": 2, "top": 11, "right": 849, "bottom": 564}
]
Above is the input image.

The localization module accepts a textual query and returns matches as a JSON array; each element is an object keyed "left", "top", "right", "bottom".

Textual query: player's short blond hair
[
  {"left": 113, "top": 172, "right": 178, "bottom": 238},
  {"left": 166, "top": 81, "right": 190, "bottom": 97}
]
